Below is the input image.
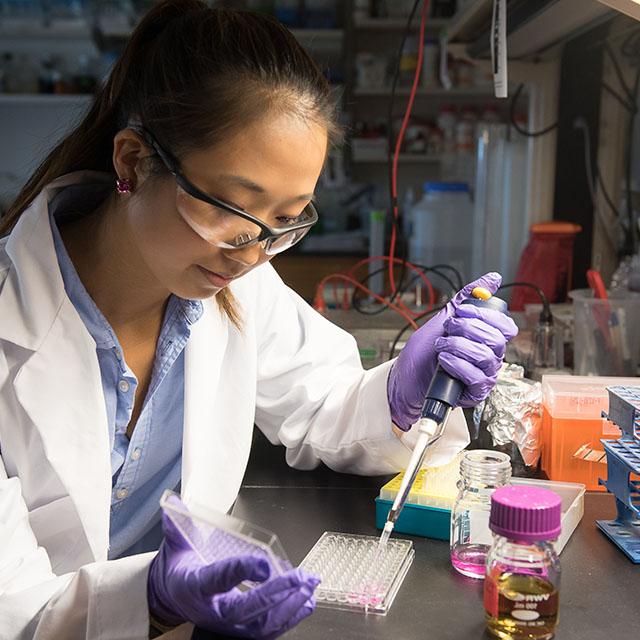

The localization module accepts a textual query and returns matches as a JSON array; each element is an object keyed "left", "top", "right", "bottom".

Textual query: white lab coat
[{"left": 0, "top": 172, "right": 468, "bottom": 639}]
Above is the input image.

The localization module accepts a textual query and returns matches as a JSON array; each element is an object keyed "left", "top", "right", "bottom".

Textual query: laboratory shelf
[
  {"left": 353, "top": 16, "right": 449, "bottom": 30},
  {"left": 0, "top": 22, "right": 92, "bottom": 39},
  {"left": 0, "top": 94, "right": 93, "bottom": 106},
  {"left": 353, "top": 86, "right": 498, "bottom": 98},
  {"left": 446, "top": 0, "right": 493, "bottom": 43},
  {"left": 350, "top": 152, "right": 442, "bottom": 164}
]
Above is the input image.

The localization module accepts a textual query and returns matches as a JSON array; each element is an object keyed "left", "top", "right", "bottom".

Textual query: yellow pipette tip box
[{"left": 375, "top": 453, "right": 463, "bottom": 541}]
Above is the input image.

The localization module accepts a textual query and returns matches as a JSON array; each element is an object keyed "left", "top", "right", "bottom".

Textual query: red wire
[
  {"left": 311, "top": 1, "right": 432, "bottom": 327},
  {"left": 347, "top": 255, "right": 435, "bottom": 310},
  {"left": 315, "top": 274, "right": 419, "bottom": 329},
  {"left": 388, "top": 0, "right": 430, "bottom": 297}
]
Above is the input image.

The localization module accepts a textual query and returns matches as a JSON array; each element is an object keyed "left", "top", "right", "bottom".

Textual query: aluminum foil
[
  {"left": 611, "top": 252, "right": 640, "bottom": 292},
  {"left": 473, "top": 364, "right": 543, "bottom": 468}
]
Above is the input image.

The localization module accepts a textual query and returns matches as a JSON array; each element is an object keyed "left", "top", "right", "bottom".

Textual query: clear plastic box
[
  {"left": 511, "top": 477, "right": 585, "bottom": 554},
  {"left": 299, "top": 532, "right": 414, "bottom": 615},
  {"left": 570, "top": 289, "right": 640, "bottom": 376},
  {"left": 541, "top": 375, "right": 639, "bottom": 489},
  {"left": 376, "top": 469, "right": 585, "bottom": 554},
  {"left": 160, "top": 490, "right": 291, "bottom": 580}
]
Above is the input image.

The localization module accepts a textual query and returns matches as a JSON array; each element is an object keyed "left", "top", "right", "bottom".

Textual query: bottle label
[{"left": 485, "top": 573, "right": 559, "bottom": 628}]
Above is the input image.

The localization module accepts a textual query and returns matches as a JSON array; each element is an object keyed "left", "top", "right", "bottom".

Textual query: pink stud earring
[{"left": 116, "top": 177, "right": 134, "bottom": 194}]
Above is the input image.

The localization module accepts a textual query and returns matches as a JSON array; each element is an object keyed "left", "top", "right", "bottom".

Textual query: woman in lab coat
[{"left": 0, "top": 2, "right": 517, "bottom": 638}]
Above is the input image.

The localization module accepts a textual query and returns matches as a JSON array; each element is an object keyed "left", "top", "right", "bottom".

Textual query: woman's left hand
[{"left": 387, "top": 272, "right": 519, "bottom": 431}]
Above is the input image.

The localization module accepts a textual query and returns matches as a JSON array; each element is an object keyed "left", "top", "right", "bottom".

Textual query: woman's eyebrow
[{"left": 218, "top": 174, "right": 315, "bottom": 202}]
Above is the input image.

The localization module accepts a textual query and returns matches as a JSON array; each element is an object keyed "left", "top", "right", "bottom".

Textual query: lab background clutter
[{"left": 1, "top": 0, "right": 640, "bottom": 639}]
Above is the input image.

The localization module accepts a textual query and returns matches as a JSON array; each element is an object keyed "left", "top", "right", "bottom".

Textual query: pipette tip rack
[{"left": 598, "top": 386, "right": 640, "bottom": 563}]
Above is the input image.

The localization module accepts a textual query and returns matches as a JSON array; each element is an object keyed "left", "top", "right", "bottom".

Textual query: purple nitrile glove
[
  {"left": 387, "top": 272, "right": 519, "bottom": 431},
  {"left": 147, "top": 506, "right": 319, "bottom": 639}
]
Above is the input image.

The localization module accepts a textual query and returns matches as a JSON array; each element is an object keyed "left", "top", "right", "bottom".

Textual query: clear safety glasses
[{"left": 131, "top": 126, "right": 318, "bottom": 256}]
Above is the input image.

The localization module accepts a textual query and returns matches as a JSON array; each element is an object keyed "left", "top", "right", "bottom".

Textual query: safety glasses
[{"left": 130, "top": 126, "right": 318, "bottom": 255}]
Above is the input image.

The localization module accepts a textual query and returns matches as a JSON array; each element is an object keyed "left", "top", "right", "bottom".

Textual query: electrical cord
[
  {"left": 387, "top": 0, "right": 430, "bottom": 302},
  {"left": 602, "top": 30, "right": 640, "bottom": 256},
  {"left": 499, "top": 281, "right": 552, "bottom": 323},
  {"left": 602, "top": 81, "right": 636, "bottom": 112},
  {"left": 345, "top": 256, "right": 436, "bottom": 313},
  {"left": 313, "top": 272, "right": 420, "bottom": 328},
  {"left": 350, "top": 263, "right": 458, "bottom": 314},
  {"left": 604, "top": 41, "right": 635, "bottom": 105},
  {"left": 429, "top": 263, "right": 463, "bottom": 290},
  {"left": 386, "top": 280, "right": 551, "bottom": 362},
  {"left": 574, "top": 116, "right": 624, "bottom": 253},
  {"left": 388, "top": 304, "right": 446, "bottom": 361},
  {"left": 386, "top": 0, "right": 423, "bottom": 311},
  {"left": 510, "top": 83, "right": 559, "bottom": 138},
  {"left": 312, "top": 0, "right": 430, "bottom": 326},
  {"left": 624, "top": 65, "right": 640, "bottom": 256}
]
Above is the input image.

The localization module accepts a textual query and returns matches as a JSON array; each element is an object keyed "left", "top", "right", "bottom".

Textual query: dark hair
[{"left": 2, "top": 0, "right": 341, "bottom": 326}]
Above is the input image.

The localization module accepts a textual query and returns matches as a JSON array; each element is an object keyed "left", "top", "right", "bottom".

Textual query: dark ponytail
[{"left": 2, "top": 0, "right": 340, "bottom": 326}]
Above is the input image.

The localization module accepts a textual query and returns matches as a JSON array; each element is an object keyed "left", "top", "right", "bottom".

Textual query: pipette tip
[{"left": 378, "top": 521, "right": 394, "bottom": 549}]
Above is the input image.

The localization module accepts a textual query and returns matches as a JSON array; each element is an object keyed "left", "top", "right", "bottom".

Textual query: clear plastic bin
[
  {"left": 570, "top": 288, "right": 640, "bottom": 376},
  {"left": 541, "top": 375, "right": 639, "bottom": 490}
]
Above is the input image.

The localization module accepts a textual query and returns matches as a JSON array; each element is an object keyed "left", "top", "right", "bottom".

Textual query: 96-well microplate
[
  {"left": 160, "top": 490, "right": 291, "bottom": 582},
  {"left": 299, "top": 532, "right": 414, "bottom": 615}
]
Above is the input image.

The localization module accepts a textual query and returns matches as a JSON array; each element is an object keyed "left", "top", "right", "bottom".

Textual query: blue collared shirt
[{"left": 48, "top": 182, "right": 203, "bottom": 559}]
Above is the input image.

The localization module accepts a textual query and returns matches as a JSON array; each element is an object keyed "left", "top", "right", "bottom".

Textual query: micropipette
[{"left": 379, "top": 287, "right": 510, "bottom": 548}]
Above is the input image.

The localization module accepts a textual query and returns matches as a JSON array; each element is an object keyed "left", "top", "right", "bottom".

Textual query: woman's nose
[{"left": 223, "top": 242, "right": 263, "bottom": 267}]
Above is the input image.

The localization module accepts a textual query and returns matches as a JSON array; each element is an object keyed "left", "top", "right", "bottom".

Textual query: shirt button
[
  {"left": 116, "top": 488, "right": 129, "bottom": 500},
  {"left": 131, "top": 448, "right": 142, "bottom": 461},
  {"left": 118, "top": 380, "right": 130, "bottom": 393}
]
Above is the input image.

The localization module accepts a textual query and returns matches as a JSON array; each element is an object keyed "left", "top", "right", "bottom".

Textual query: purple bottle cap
[{"left": 489, "top": 486, "right": 562, "bottom": 542}]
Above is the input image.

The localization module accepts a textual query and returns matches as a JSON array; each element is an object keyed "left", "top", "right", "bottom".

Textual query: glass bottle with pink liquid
[{"left": 450, "top": 450, "right": 512, "bottom": 579}]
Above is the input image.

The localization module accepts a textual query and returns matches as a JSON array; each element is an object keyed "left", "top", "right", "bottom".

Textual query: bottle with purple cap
[{"left": 484, "top": 486, "right": 562, "bottom": 640}]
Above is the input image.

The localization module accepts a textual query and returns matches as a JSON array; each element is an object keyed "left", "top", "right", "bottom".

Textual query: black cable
[
  {"left": 386, "top": 280, "right": 551, "bottom": 361},
  {"left": 620, "top": 28, "right": 640, "bottom": 58},
  {"left": 510, "top": 83, "right": 559, "bottom": 138},
  {"left": 499, "top": 281, "right": 552, "bottom": 323},
  {"left": 604, "top": 41, "right": 635, "bottom": 105},
  {"left": 624, "top": 65, "right": 640, "bottom": 256},
  {"left": 350, "top": 262, "right": 457, "bottom": 314},
  {"left": 388, "top": 305, "right": 446, "bottom": 360},
  {"left": 429, "top": 263, "right": 463, "bottom": 290},
  {"left": 602, "top": 81, "right": 636, "bottom": 112},
  {"left": 574, "top": 117, "right": 623, "bottom": 227}
]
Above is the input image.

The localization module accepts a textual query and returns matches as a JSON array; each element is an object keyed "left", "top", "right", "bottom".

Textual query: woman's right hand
[{"left": 147, "top": 499, "right": 319, "bottom": 639}]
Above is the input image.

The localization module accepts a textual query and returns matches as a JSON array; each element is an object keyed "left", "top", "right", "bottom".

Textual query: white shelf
[
  {"left": 351, "top": 152, "right": 441, "bottom": 163},
  {"left": 353, "top": 16, "right": 449, "bottom": 30},
  {"left": 0, "top": 93, "right": 93, "bottom": 105},
  {"left": 353, "top": 86, "right": 499, "bottom": 98},
  {"left": 446, "top": 0, "right": 493, "bottom": 42}
]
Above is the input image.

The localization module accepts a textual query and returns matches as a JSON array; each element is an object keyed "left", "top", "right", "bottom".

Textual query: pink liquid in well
[{"left": 450, "top": 543, "right": 490, "bottom": 579}]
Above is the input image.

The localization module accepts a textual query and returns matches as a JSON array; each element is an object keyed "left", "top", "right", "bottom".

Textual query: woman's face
[{"left": 126, "top": 113, "right": 328, "bottom": 300}]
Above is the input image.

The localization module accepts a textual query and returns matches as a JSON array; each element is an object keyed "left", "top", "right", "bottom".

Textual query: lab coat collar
[{"left": 0, "top": 171, "right": 112, "bottom": 351}]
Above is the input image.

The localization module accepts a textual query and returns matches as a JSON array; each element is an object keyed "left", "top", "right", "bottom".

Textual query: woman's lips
[{"left": 197, "top": 266, "right": 234, "bottom": 287}]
